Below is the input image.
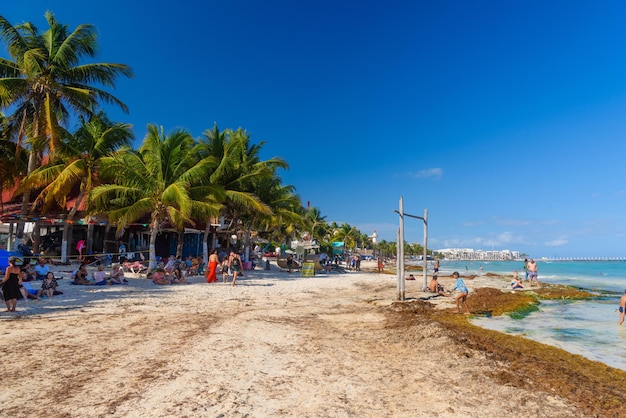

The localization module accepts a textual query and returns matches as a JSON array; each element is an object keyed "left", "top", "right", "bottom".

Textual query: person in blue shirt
[{"left": 452, "top": 271, "right": 470, "bottom": 315}]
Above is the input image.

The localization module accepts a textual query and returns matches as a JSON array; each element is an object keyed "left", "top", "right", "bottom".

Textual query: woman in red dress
[{"left": 206, "top": 249, "right": 219, "bottom": 283}]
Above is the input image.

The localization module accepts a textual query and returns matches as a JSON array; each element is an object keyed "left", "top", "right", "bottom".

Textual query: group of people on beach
[
  {"left": 205, "top": 249, "right": 243, "bottom": 286},
  {"left": 425, "top": 271, "right": 471, "bottom": 315},
  {"left": 1, "top": 256, "right": 65, "bottom": 312},
  {"left": 70, "top": 260, "right": 128, "bottom": 286}
]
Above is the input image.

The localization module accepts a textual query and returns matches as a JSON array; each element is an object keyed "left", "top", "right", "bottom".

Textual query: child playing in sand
[
  {"left": 451, "top": 271, "right": 470, "bottom": 315},
  {"left": 221, "top": 257, "right": 230, "bottom": 282}
]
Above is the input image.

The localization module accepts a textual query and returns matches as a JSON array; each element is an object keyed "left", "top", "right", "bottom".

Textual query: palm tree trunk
[
  {"left": 203, "top": 222, "right": 210, "bottom": 265},
  {"left": 61, "top": 188, "right": 86, "bottom": 263},
  {"left": 176, "top": 230, "right": 184, "bottom": 258},
  {"left": 87, "top": 218, "right": 94, "bottom": 253},
  {"left": 16, "top": 150, "right": 38, "bottom": 239},
  {"left": 149, "top": 224, "right": 158, "bottom": 271}
]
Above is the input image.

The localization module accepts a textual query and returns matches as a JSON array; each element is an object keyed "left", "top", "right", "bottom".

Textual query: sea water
[{"left": 437, "top": 260, "right": 626, "bottom": 371}]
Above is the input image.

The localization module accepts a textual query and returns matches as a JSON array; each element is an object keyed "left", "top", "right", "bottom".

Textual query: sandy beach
[{"left": 0, "top": 260, "right": 623, "bottom": 417}]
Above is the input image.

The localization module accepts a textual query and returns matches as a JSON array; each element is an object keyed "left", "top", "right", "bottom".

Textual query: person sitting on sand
[
  {"left": 164, "top": 255, "right": 177, "bottom": 275},
  {"left": 109, "top": 264, "right": 127, "bottom": 285},
  {"left": 406, "top": 274, "right": 416, "bottom": 280},
  {"left": 34, "top": 257, "right": 50, "bottom": 281},
  {"left": 72, "top": 263, "right": 91, "bottom": 285},
  {"left": 451, "top": 271, "right": 471, "bottom": 315},
  {"left": 22, "top": 264, "right": 35, "bottom": 282},
  {"left": 429, "top": 274, "right": 449, "bottom": 296},
  {"left": 618, "top": 291, "right": 626, "bottom": 325},
  {"left": 511, "top": 275, "right": 524, "bottom": 290},
  {"left": 91, "top": 265, "right": 108, "bottom": 286},
  {"left": 171, "top": 266, "right": 187, "bottom": 284},
  {"left": 20, "top": 269, "right": 41, "bottom": 300},
  {"left": 41, "top": 272, "right": 59, "bottom": 297},
  {"left": 152, "top": 268, "right": 170, "bottom": 285}
]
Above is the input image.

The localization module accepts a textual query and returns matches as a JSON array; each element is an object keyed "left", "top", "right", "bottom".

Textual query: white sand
[{"left": 0, "top": 261, "right": 578, "bottom": 417}]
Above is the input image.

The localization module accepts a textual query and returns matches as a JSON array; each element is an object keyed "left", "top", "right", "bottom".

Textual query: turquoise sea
[{"left": 438, "top": 260, "right": 626, "bottom": 371}]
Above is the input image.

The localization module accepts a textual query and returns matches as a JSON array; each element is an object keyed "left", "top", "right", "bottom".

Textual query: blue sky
[{"left": 5, "top": 1, "right": 626, "bottom": 257}]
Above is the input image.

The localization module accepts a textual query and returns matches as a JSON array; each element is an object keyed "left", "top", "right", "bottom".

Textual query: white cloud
[
  {"left": 544, "top": 238, "right": 568, "bottom": 247},
  {"left": 411, "top": 168, "right": 442, "bottom": 180}
]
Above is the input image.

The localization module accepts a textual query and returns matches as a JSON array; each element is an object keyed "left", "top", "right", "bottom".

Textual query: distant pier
[{"left": 539, "top": 257, "right": 626, "bottom": 262}]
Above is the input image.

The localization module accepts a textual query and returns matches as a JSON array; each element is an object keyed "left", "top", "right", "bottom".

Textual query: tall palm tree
[
  {"left": 196, "top": 126, "right": 288, "bottom": 260},
  {"left": 90, "top": 125, "right": 220, "bottom": 270},
  {"left": 0, "top": 11, "right": 133, "bottom": 235},
  {"left": 19, "top": 113, "right": 133, "bottom": 261}
]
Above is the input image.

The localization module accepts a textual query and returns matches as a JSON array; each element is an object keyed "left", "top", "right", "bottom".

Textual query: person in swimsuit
[
  {"left": 2, "top": 256, "right": 22, "bottom": 312},
  {"left": 206, "top": 249, "right": 219, "bottom": 283},
  {"left": 452, "top": 271, "right": 471, "bottom": 315},
  {"left": 429, "top": 274, "right": 449, "bottom": 296},
  {"left": 73, "top": 263, "right": 91, "bottom": 285},
  {"left": 76, "top": 239, "right": 86, "bottom": 261},
  {"left": 618, "top": 291, "right": 626, "bottom": 325},
  {"left": 511, "top": 276, "right": 524, "bottom": 290},
  {"left": 228, "top": 251, "right": 242, "bottom": 286},
  {"left": 527, "top": 259, "right": 539, "bottom": 287}
]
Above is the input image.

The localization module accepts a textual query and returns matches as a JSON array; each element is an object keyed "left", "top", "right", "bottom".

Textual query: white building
[{"left": 437, "top": 248, "right": 520, "bottom": 261}]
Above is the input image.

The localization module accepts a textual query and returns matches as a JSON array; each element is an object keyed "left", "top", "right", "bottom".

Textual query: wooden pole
[
  {"left": 398, "top": 196, "right": 405, "bottom": 301},
  {"left": 422, "top": 208, "right": 428, "bottom": 290}
]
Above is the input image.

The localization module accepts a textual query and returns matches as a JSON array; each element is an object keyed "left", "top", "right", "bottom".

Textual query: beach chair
[{"left": 277, "top": 255, "right": 299, "bottom": 272}]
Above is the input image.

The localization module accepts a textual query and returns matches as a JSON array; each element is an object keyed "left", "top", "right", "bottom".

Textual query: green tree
[
  {"left": 19, "top": 113, "right": 133, "bottom": 260},
  {"left": 303, "top": 206, "right": 327, "bottom": 244},
  {"left": 0, "top": 11, "right": 133, "bottom": 235},
  {"left": 196, "top": 126, "right": 292, "bottom": 258},
  {"left": 90, "top": 125, "right": 220, "bottom": 270}
]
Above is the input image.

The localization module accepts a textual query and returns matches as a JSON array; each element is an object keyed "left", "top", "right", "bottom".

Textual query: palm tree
[
  {"left": 251, "top": 176, "right": 303, "bottom": 246},
  {"left": 303, "top": 206, "right": 327, "bottom": 244},
  {"left": 19, "top": 113, "right": 133, "bottom": 261},
  {"left": 0, "top": 11, "right": 133, "bottom": 236},
  {"left": 0, "top": 112, "right": 28, "bottom": 213},
  {"left": 196, "top": 126, "right": 289, "bottom": 260},
  {"left": 90, "top": 125, "right": 220, "bottom": 270},
  {"left": 334, "top": 223, "right": 359, "bottom": 254}
]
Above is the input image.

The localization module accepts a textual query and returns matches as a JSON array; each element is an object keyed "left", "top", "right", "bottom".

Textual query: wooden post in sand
[
  {"left": 422, "top": 209, "right": 428, "bottom": 290},
  {"left": 395, "top": 197, "right": 406, "bottom": 301},
  {"left": 396, "top": 199, "right": 429, "bottom": 296}
]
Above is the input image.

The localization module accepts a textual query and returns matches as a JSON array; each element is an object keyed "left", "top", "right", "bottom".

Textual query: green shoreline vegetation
[{"left": 387, "top": 283, "right": 626, "bottom": 415}]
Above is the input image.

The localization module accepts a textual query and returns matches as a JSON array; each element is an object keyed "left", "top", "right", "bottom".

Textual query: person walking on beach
[
  {"left": 76, "top": 239, "right": 86, "bottom": 262},
  {"left": 451, "top": 271, "right": 470, "bottom": 315},
  {"left": 434, "top": 260, "right": 440, "bottom": 274},
  {"left": 377, "top": 256, "right": 383, "bottom": 273},
  {"left": 228, "top": 250, "right": 242, "bottom": 286},
  {"left": 2, "top": 256, "right": 22, "bottom": 312},
  {"left": 618, "top": 291, "right": 626, "bottom": 325},
  {"left": 527, "top": 259, "right": 539, "bottom": 287},
  {"left": 206, "top": 249, "right": 219, "bottom": 283}
]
